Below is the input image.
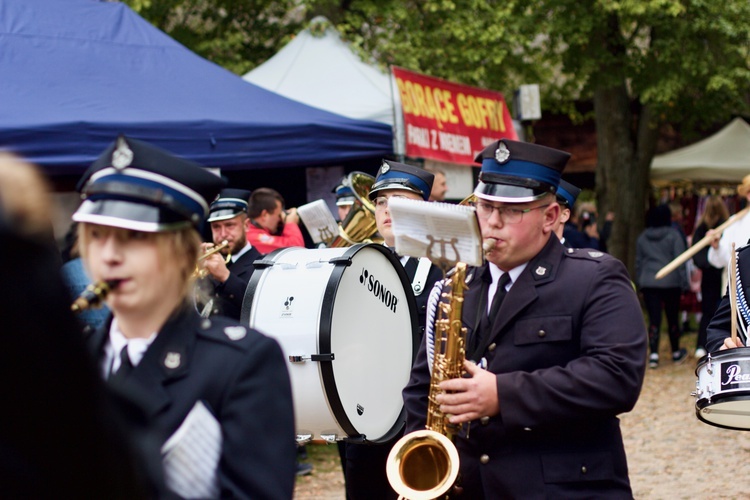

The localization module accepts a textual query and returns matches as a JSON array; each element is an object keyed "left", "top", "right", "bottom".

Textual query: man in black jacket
[
  {"left": 196, "top": 188, "right": 263, "bottom": 320},
  {"left": 402, "top": 139, "right": 646, "bottom": 498}
]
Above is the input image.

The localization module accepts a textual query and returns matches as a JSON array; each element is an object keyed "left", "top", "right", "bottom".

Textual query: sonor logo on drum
[
  {"left": 357, "top": 404, "right": 364, "bottom": 416},
  {"left": 359, "top": 268, "right": 398, "bottom": 313},
  {"left": 280, "top": 296, "right": 294, "bottom": 318},
  {"left": 721, "top": 362, "right": 750, "bottom": 388}
]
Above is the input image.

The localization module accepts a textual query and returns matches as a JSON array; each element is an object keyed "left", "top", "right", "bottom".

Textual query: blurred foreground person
[
  {"left": 73, "top": 137, "right": 296, "bottom": 498},
  {"left": 0, "top": 153, "right": 157, "bottom": 497}
]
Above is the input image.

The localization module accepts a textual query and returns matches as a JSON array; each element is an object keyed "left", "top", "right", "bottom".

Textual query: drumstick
[
  {"left": 656, "top": 206, "right": 750, "bottom": 280},
  {"left": 730, "top": 243, "right": 739, "bottom": 346}
]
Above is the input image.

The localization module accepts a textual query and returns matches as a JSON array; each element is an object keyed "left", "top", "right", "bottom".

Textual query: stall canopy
[
  {"left": 651, "top": 117, "right": 750, "bottom": 182},
  {"left": 0, "top": 0, "right": 393, "bottom": 175}
]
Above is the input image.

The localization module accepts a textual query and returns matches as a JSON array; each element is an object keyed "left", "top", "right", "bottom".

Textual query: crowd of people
[{"left": 4, "top": 131, "right": 750, "bottom": 498}]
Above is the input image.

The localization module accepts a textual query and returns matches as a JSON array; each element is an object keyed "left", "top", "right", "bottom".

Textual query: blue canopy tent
[{"left": 0, "top": 0, "right": 393, "bottom": 175}]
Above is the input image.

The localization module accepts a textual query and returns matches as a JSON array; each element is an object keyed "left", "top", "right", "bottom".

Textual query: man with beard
[{"left": 196, "top": 188, "right": 262, "bottom": 320}]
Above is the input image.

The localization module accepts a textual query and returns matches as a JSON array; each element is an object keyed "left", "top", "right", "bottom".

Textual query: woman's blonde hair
[
  {"left": 78, "top": 224, "right": 201, "bottom": 299},
  {"left": 699, "top": 196, "right": 729, "bottom": 229},
  {"left": 0, "top": 153, "right": 52, "bottom": 238}
]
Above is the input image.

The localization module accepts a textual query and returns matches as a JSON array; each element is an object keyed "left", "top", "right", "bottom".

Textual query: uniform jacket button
[
  {"left": 487, "top": 342, "right": 497, "bottom": 351},
  {"left": 479, "top": 454, "right": 490, "bottom": 464},
  {"left": 581, "top": 465, "right": 588, "bottom": 474},
  {"left": 480, "top": 416, "right": 490, "bottom": 425},
  {"left": 538, "top": 329, "right": 546, "bottom": 338}
]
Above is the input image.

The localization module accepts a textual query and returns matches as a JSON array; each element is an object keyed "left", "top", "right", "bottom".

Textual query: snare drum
[
  {"left": 694, "top": 347, "right": 750, "bottom": 430},
  {"left": 240, "top": 244, "right": 418, "bottom": 443}
]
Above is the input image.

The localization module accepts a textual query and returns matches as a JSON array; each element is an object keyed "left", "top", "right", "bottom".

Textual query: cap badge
[
  {"left": 164, "top": 352, "right": 181, "bottom": 369},
  {"left": 494, "top": 143, "right": 511, "bottom": 164},
  {"left": 224, "top": 326, "right": 247, "bottom": 341},
  {"left": 380, "top": 162, "right": 390, "bottom": 175},
  {"left": 111, "top": 138, "right": 134, "bottom": 171}
]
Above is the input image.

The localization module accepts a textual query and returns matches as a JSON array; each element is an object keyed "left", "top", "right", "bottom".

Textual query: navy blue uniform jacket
[
  {"left": 210, "top": 246, "right": 263, "bottom": 320},
  {"left": 403, "top": 236, "right": 646, "bottom": 498},
  {"left": 89, "top": 307, "right": 296, "bottom": 499},
  {"left": 707, "top": 243, "right": 750, "bottom": 352}
]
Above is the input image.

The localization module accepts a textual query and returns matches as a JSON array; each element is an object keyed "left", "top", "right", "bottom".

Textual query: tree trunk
[
  {"left": 594, "top": 84, "right": 634, "bottom": 270},
  {"left": 594, "top": 87, "right": 660, "bottom": 275}
]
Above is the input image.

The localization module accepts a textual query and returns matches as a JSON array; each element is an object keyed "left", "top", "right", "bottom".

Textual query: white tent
[
  {"left": 651, "top": 117, "right": 750, "bottom": 182},
  {"left": 244, "top": 17, "right": 485, "bottom": 199},
  {"left": 243, "top": 17, "right": 396, "bottom": 127}
]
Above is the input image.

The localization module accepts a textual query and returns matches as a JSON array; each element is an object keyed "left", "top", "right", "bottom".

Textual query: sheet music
[
  {"left": 297, "top": 199, "right": 339, "bottom": 244},
  {"left": 388, "top": 198, "right": 483, "bottom": 266},
  {"left": 161, "top": 400, "right": 222, "bottom": 498}
]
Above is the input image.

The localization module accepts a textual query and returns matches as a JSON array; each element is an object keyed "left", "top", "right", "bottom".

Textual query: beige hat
[{"left": 738, "top": 174, "right": 750, "bottom": 197}]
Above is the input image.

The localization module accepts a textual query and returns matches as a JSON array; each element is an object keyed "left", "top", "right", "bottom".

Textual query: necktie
[
  {"left": 109, "top": 345, "right": 134, "bottom": 383},
  {"left": 471, "top": 273, "right": 511, "bottom": 358}
]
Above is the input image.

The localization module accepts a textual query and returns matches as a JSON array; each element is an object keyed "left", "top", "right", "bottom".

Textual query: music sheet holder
[{"left": 387, "top": 198, "right": 483, "bottom": 272}]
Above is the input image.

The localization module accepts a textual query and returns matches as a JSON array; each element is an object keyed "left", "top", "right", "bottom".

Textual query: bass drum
[
  {"left": 694, "top": 347, "right": 750, "bottom": 430},
  {"left": 240, "top": 243, "right": 418, "bottom": 443}
]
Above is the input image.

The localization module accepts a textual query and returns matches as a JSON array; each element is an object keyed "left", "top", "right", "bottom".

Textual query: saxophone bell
[{"left": 387, "top": 263, "right": 467, "bottom": 499}]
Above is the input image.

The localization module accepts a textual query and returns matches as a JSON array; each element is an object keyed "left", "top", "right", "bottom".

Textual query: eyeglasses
[
  {"left": 472, "top": 201, "right": 550, "bottom": 224},
  {"left": 374, "top": 195, "right": 409, "bottom": 210}
]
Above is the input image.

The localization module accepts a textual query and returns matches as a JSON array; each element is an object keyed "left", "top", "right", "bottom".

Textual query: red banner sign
[{"left": 392, "top": 66, "right": 518, "bottom": 165}]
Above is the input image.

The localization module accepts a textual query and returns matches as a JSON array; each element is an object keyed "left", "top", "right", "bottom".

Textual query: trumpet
[
  {"left": 71, "top": 279, "right": 121, "bottom": 313},
  {"left": 193, "top": 240, "right": 231, "bottom": 278}
]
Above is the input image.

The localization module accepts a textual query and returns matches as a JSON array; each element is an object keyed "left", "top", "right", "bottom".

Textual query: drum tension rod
[{"left": 289, "top": 353, "right": 335, "bottom": 363}]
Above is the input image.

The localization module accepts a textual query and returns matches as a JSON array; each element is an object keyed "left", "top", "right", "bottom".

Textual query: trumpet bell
[{"left": 386, "top": 429, "right": 460, "bottom": 500}]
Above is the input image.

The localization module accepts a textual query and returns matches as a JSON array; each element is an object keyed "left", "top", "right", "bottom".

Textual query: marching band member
[
  {"left": 196, "top": 188, "right": 262, "bottom": 320},
  {"left": 402, "top": 139, "right": 646, "bottom": 498},
  {"left": 343, "top": 160, "right": 443, "bottom": 499},
  {"left": 73, "top": 136, "right": 296, "bottom": 499}
]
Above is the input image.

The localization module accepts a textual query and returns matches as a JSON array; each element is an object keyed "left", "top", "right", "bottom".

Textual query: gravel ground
[{"left": 294, "top": 334, "right": 750, "bottom": 499}]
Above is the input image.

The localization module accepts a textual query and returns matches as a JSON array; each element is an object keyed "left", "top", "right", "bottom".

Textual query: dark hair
[
  {"left": 646, "top": 204, "right": 672, "bottom": 228},
  {"left": 248, "top": 188, "right": 284, "bottom": 219}
]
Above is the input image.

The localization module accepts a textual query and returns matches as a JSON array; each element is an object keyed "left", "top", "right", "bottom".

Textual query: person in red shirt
[{"left": 245, "top": 187, "right": 304, "bottom": 253}]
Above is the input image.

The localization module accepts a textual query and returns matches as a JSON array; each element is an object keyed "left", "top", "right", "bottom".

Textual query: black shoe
[
  {"left": 297, "top": 445, "right": 308, "bottom": 460},
  {"left": 672, "top": 348, "right": 688, "bottom": 364},
  {"left": 296, "top": 461, "right": 313, "bottom": 477}
]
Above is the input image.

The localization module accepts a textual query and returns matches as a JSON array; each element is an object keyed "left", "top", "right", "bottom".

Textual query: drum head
[
  {"left": 322, "top": 244, "right": 418, "bottom": 442},
  {"left": 241, "top": 244, "right": 419, "bottom": 443},
  {"left": 696, "top": 395, "right": 750, "bottom": 430},
  {"left": 695, "top": 347, "right": 750, "bottom": 430}
]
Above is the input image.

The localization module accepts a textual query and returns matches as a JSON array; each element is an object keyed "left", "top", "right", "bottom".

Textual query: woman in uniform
[{"left": 73, "top": 136, "right": 296, "bottom": 499}]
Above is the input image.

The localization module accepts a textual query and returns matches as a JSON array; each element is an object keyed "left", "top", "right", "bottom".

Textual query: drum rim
[
  {"left": 695, "top": 393, "right": 750, "bottom": 431},
  {"left": 319, "top": 243, "right": 420, "bottom": 443},
  {"left": 695, "top": 346, "right": 750, "bottom": 376}
]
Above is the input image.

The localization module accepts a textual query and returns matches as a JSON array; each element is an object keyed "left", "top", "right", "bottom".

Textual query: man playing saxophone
[{"left": 402, "top": 139, "right": 646, "bottom": 498}]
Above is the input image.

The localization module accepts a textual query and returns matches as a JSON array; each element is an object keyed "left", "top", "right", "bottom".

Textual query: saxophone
[{"left": 386, "top": 262, "right": 468, "bottom": 499}]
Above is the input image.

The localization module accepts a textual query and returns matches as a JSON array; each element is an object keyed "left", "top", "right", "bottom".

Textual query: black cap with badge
[
  {"left": 207, "top": 188, "right": 251, "bottom": 223},
  {"left": 73, "top": 135, "right": 225, "bottom": 232},
  {"left": 368, "top": 160, "right": 434, "bottom": 201},
  {"left": 556, "top": 179, "right": 581, "bottom": 209},
  {"left": 474, "top": 139, "right": 570, "bottom": 203}
]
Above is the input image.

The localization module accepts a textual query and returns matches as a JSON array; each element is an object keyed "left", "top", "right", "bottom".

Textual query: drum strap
[{"left": 412, "top": 257, "right": 433, "bottom": 297}]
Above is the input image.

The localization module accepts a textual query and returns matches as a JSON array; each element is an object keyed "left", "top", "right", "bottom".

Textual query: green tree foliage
[
  {"left": 124, "top": 0, "right": 306, "bottom": 75},
  {"left": 128, "top": 0, "right": 750, "bottom": 268},
  {"left": 310, "top": 0, "right": 750, "bottom": 268}
]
